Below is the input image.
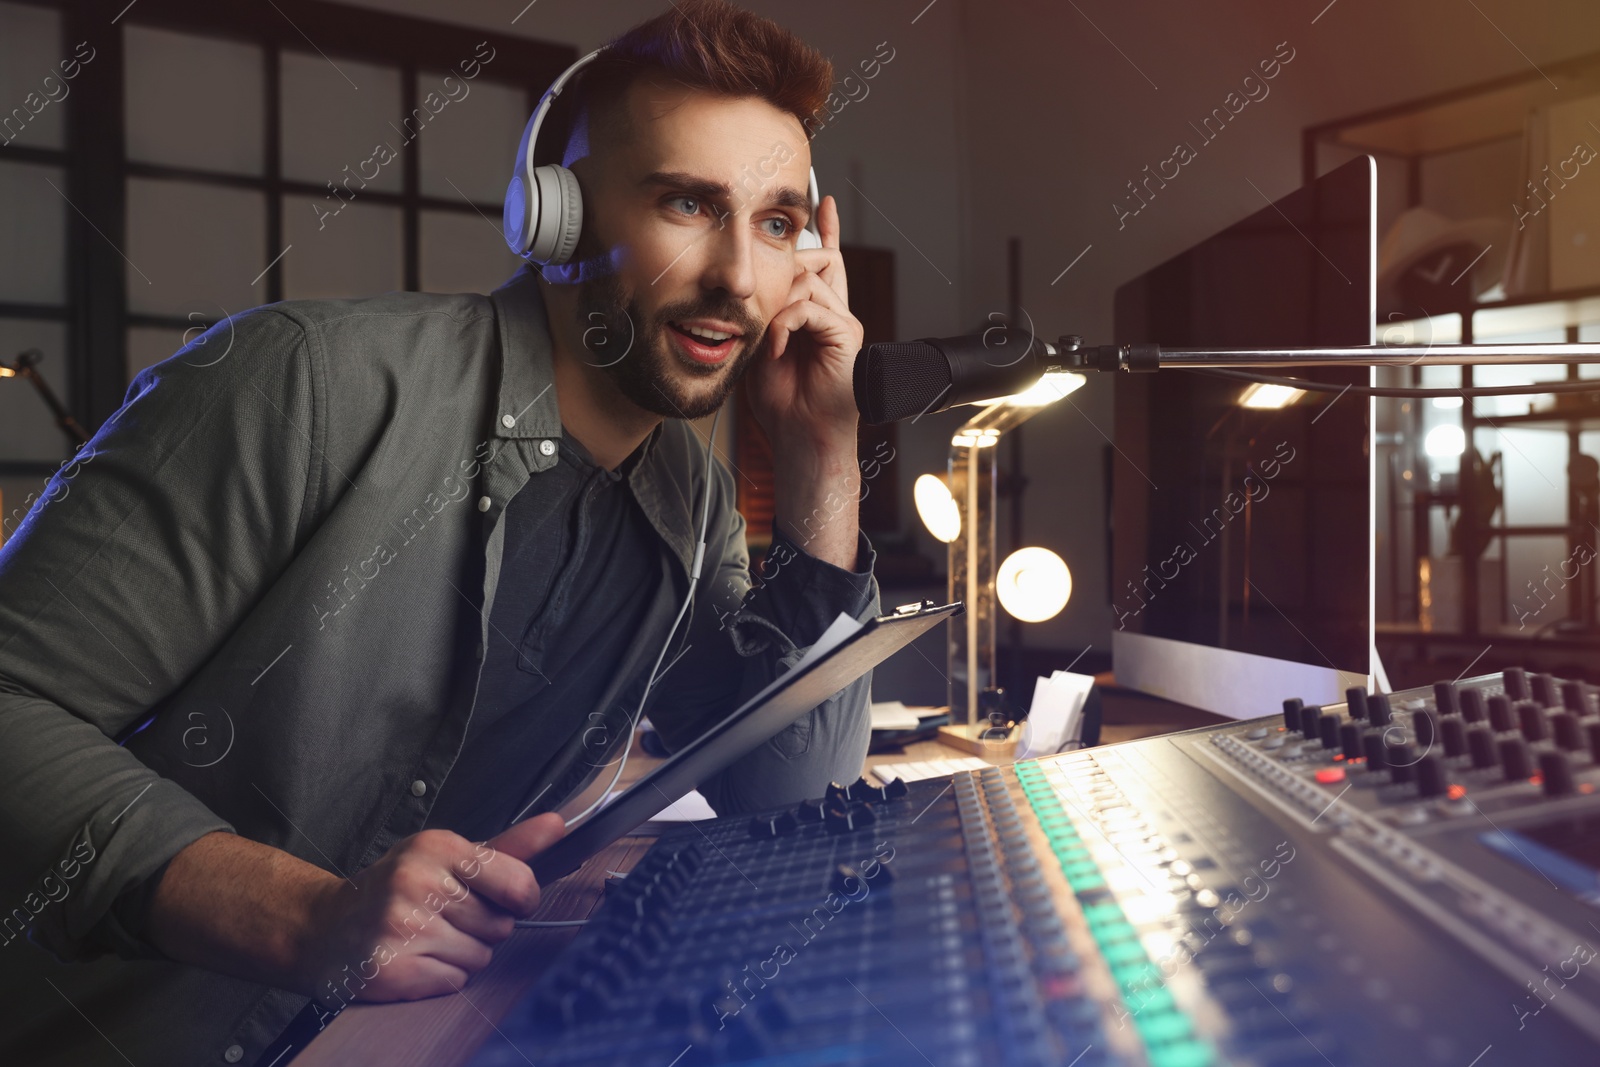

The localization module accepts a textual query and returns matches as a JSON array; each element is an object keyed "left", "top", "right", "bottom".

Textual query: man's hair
[{"left": 542, "top": 0, "right": 834, "bottom": 167}]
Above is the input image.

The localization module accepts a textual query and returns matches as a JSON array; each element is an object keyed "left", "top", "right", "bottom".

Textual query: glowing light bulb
[
  {"left": 997, "top": 547, "right": 1072, "bottom": 622},
  {"left": 1239, "top": 383, "right": 1305, "bottom": 409},
  {"left": 914, "top": 474, "right": 961, "bottom": 543},
  {"left": 1424, "top": 424, "right": 1466, "bottom": 458}
]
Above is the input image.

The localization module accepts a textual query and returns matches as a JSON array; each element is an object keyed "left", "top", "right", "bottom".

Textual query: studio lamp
[
  {"left": 997, "top": 547, "right": 1072, "bottom": 623},
  {"left": 1237, "top": 382, "right": 1305, "bottom": 409},
  {"left": 922, "top": 369, "right": 1085, "bottom": 725},
  {"left": 913, "top": 473, "right": 961, "bottom": 543}
]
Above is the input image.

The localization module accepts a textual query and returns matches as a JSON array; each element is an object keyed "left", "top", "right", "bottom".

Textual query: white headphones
[{"left": 502, "top": 48, "right": 824, "bottom": 264}]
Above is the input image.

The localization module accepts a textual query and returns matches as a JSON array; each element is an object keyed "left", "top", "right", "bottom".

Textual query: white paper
[
  {"left": 792, "top": 611, "right": 864, "bottom": 675},
  {"left": 645, "top": 789, "right": 718, "bottom": 822},
  {"left": 1017, "top": 671, "right": 1095, "bottom": 759},
  {"left": 870, "top": 700, "right": 922, "bottom": 731}
]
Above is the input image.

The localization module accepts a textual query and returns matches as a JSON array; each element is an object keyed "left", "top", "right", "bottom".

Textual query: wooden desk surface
[{"left": 294, "top": 700, "right": 1221, "bottom": 1066}]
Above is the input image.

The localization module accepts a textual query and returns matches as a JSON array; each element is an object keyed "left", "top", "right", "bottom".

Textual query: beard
[{"left": 574, "top": 270, "right": 767, "bottom": 420}]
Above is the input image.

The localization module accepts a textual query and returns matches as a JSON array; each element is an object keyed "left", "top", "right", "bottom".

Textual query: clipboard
[{"left": 530, "top": 600, "right": 961, "bottom": 883}]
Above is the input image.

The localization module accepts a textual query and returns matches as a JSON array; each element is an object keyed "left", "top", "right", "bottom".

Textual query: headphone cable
[{"left": 553, "top": 406, "right": 722, "bottom": 831}]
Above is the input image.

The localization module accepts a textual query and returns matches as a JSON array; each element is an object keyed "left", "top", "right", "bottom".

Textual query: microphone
[{"left": 852, "top": 328, "right": 1063, "bottom": 424}]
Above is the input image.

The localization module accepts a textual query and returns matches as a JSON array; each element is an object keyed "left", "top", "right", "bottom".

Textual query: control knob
[{"left": 1499, "top": 737, "right": 1533, "bottom": 781}]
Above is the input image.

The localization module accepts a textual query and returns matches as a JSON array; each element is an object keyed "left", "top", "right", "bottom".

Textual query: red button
[{"left": 1315, "top": 767, "right": 1346, "bottom": 784}]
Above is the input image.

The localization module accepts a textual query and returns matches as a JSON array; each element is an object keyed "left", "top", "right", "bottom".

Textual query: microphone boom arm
[
  {"left": 1058, "top": 337, "right": 1600, "bottom": 372},
  {"left": 851, "top": 330, "right": 1600, "bottom": 425}
]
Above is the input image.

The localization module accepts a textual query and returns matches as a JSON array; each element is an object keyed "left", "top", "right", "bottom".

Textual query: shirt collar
[
  {"left": 488, "top": 265, "right": 694, "bottom": 572},
  {"left": 487, "top": 265, "right": 664, "bottom": 469},
  {"left": 559, "top": 426, "right": 649, "bottom": 483},
  {"left": 488, "top": 265, "right": 563, "bottom": 442}
]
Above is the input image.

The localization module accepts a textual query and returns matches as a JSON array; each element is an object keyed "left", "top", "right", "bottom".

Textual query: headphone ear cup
[
  {"left": 548, "top": 165, "right": 584, "bottom": 265},
  {"left": 503, "top": 173, "right": 532, "bottom": 255},
  {"left": 528, "top": 165, "right": 583, "bottom": 265},
  {"left": 504, "top": 112, "right": 539, "bottom": 256},
  {"left": 796, "top": 166, "right": 823, "bottom": 251}
]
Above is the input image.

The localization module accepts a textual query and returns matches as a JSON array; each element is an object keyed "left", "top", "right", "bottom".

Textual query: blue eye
[
  {"left": 762, "top": 216, "right": 793, "bottom": 239},
  {"left": 669, "top": 196, "right": 701, "bottom": 216}
]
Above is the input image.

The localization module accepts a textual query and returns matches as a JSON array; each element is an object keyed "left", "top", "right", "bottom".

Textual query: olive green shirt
[{"left": 0, "top": 266, "right": 878, "bottom": 1066}]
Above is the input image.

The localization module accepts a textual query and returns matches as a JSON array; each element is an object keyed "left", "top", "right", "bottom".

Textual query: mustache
[
  {"left": 654, "top": 296, "right": 765, "bottom": 341},
  {"left": 573, "top": 271, "right": 769, "bottom": 372}
]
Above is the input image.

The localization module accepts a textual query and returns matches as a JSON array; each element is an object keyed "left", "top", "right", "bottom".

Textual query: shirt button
[
  {"left": 500, "top": 414, "right": 516, "bottom": 428},
  {"left": 223, "top": 1046, "right": 244, "bottom": 1063},
  {"left": 538, "top": 439, "right": 556, "bottom": 457},
  {"left": 477, "top": 496, "right": 491, "bottom": 512},
  {"left": 410, "top": 780, "right": 427, "bottom": 797}
]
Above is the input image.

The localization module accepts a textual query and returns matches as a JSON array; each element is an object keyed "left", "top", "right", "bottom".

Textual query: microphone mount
[
  {"left": 1, "top": 348, "right": 90, "bottom": 446},
  {"left": 1055, "top": 337, "right": 1600, "bottom": 372},
  {"left": 853, "top": 330, "right": 1600, "bottom": 425}
]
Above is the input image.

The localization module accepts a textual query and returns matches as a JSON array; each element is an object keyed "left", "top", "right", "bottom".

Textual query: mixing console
[{"left": 469, "top": 670, "right": 1600, "bottom": 1066}]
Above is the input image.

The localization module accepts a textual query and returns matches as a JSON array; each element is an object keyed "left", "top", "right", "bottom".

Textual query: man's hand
[
  {"left": 297, "top": 813, "right": 566, "bottom": 1003},
  {"left": 746, "top": 194, "right": 863, "bottom": 455},
  {"left": 146, "top": 813, "right": 566, "bottom": 1005},
  {"left": 745, "top": 195, "right": 868, "bottom": 571}
]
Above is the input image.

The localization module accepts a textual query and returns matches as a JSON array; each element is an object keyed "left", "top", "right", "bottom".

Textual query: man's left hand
[
  {"left": 746, "top": 195, "right": 862, "bottom": 453},
  {"left": 743, "top": 195, "right": 867, "bottom": 571}
]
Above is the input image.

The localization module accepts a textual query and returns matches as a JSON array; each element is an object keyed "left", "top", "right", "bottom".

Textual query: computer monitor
[{"left": 1111, "top": 155, "right": 1376, "bottom": 719}]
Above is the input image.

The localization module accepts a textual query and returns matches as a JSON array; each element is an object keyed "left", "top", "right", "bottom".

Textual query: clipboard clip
[{"left": 891, "top": 599, "right": 964, "bottom": 617}]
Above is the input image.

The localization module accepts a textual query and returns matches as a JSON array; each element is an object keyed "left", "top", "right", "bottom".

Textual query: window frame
[{"left": 0, "top": 0, "right": 573, "bottom": 473}]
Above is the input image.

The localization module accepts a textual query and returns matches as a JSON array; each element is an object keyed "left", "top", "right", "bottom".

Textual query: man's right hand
[
  {"left": 296, "top": 813, "right": 566, "bottom": 1002},
  {"left": 146, "top": 813, "right": 567, "bottom": 1003}
]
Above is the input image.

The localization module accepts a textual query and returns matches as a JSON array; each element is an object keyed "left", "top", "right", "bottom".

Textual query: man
[{"left": 0, "top": 2, "right": 878, "bottom": 1063}]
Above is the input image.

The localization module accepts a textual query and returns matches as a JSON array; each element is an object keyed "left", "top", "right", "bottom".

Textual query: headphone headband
[{"left": 503, "top": 50, "right": 823, "bottom": 264}]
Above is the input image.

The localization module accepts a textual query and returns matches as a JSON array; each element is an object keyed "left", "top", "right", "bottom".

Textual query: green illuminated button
[
  {"left": 1126, "top": 985, "right": 1176, "bottom": 1015},
  {"left": 1088, "top": 918, "right": 1137, "bottom": 943},
  {"left": 1135, "top": 1010, "right": 1193, "bottom": 1043},
  {"left": 1082, "top": 902, "right": 1122, "bottom": 924},
  {"left": 1110, "top": 962, "right": 1159, "bottom": 989},
  {"left": 1146, "top": 1039, "right": 1214, "bottom": 1067},
  {"left": 1101, "top": 939, "right": 1147, "bottom": 965}
]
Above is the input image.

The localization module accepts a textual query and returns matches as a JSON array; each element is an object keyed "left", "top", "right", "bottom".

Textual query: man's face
[{"left": 565, "top": 84, "right": 813, "bottom": 420}]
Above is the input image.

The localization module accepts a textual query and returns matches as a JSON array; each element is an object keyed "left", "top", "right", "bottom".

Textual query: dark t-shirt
[{"left": 425, "top": 430, "right": 662, "bottom": 840}]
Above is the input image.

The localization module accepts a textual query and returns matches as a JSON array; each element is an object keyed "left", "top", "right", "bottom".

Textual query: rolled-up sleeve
[
  {"left": 648, "top": 455, "right": 881, "bottom": 815},
  {"left": 738, "top": 526, "right": 878, "bottom": 650},
  {"left": 0, "top": 309, "right": 313, "bottom": 962}
]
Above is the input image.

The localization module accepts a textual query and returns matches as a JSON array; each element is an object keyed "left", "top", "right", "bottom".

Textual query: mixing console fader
[{"left": 470, "top": 670, "right": 1600, "bottom": 1066}]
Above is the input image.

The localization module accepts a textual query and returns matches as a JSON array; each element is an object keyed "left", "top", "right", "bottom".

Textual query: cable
[
  {"left": 513, "top": 919, "right": 590, "bottom": 928},
  {"left": 1187, "top": 367, "right": 1600, "bottom": 399},
  {"left": 553, "top": 407, "right": 722, "bottom": 831}
]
